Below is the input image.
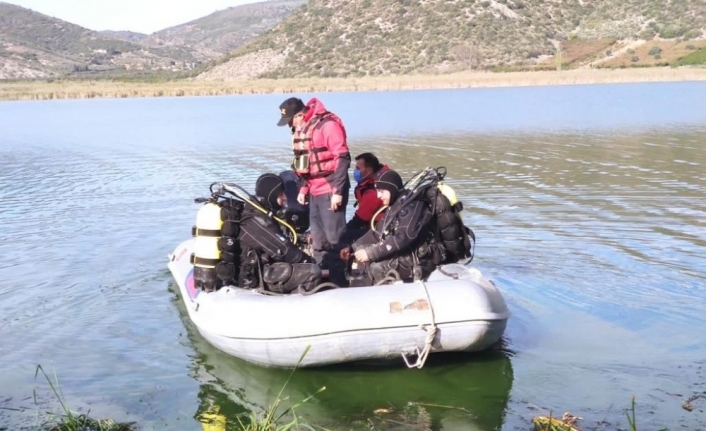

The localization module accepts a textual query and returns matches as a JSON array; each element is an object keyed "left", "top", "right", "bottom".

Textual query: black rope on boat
[
  {"left": 254, "top": 287, "right": 288, "bottom": 296},
  {"left": 297, "top": 282, "right": 340, "bottom": 296},
  {"left": 437, "top": 266, "right": 460, "bottom": 279},
  {"left": 375, "top": 269, "right": 402, "bottom": 285}
]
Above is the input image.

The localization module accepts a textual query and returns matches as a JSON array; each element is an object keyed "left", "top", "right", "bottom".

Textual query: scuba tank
[
  {"left": 189, "top": 182, "right": 302, "bottom": 293},
  {"left": 428, "top": 179, "right": 474, "bottom": 262},
  {"left": 386, "top": 167, "right": 475, "bottom": 262},
  {"left": 437, "top": 181, "right": 462, "bottom": 211},
  {"left": 191, "top": 201, "right": 223, "bottom": 292}
]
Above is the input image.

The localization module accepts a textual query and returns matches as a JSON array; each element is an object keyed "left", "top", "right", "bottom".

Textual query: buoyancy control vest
[
  {"left": 422, "top": 181, "right": 475, "bottom": 263},
  {"left": 291, "top": 112, "right": 345, "bottom": 178},
  {"left": 191, "top": 198, "right": 245, "bottom": 292},
  {"left": 378, "top": 169, "right": 475, "bottom": 264}
]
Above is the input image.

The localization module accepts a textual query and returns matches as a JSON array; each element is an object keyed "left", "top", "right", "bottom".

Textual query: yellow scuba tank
[
  {"left": 437, "top": 181, "right": 459, "bottom": 208},
  {"left": 438, "top": 180, "right": 465, "bottom": 217},
  {"left": 432, "top": 176, "right": 474, "bottom": 262},
  {"left": 191, "top": 201, "right": 223, "bottom": 292}
]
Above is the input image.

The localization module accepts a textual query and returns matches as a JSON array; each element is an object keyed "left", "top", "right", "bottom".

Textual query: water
[{"left": 1, "top": 82, "right": 705, "bottom": 431}]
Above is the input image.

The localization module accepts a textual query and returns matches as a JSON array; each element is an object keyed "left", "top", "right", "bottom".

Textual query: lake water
[{"left": 1, "top": 82, "right": 705, "bottom": 431}]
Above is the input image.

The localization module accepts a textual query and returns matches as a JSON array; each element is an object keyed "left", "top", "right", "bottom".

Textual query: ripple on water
[{"left": 2, "top": 94, "right": 706, "bottom": 431}]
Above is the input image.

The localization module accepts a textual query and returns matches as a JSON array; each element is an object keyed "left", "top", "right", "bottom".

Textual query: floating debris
[
  {"left": 682, "top": 393, "right": 705, "bottom": 412},
  {"left": 373, "top": 407, "right": 395, "bottom": 415},
  {"left": 532, "top": 411, "right": 583, "bottom": 431}
]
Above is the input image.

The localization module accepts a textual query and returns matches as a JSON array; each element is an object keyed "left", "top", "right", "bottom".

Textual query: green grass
[
  {"left": 229, "top": 345, "right": 328, "bottom": 431},
  {"left": 34, "top": 345, "right": 326, "bottom": 431},
  {"left": 33, "top": 365, "right": 136, "bottom": 431},
  {"left": 673, "top": 49, "right": 706, "bottom": 66}
]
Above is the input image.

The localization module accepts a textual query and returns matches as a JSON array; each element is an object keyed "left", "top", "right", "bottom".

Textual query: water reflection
[
  {"left": 173, "top": 282, "right": 514, "bottom": 431},
  {"left": 2, "top": 87, "right": 706, "bottom": 431}
]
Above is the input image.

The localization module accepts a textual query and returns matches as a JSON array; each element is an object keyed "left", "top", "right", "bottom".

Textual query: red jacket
[
  {"left": 354, "top": 164, "right": 390, "bottom": 224},
  {"left": 296, "top": 98, "right": 351, "bottom": 197},
  {"left": 346, "top": 165, "right": 390, "bottom": 231}
]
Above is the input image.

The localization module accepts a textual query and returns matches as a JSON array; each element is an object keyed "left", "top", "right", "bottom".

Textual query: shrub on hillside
[{"left": 648, "top": 46, "right": 662, "bottom": 56}]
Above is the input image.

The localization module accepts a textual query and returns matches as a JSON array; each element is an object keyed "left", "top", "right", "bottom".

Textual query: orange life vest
[{"left": 291, "top": 112, "right": 345, "bottom": 178}]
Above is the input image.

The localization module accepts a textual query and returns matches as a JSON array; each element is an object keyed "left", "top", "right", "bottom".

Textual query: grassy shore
[{"left": 1, "top": 67, "right": 705, "bottom": 101}]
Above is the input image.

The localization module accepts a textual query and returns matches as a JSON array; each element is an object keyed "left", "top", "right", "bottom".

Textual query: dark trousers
[{"left": 309, "top": 192, "right": 348, "bottom": 285}]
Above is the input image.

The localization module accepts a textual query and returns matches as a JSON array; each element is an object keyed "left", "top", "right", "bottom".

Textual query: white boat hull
[{"left": 167, "top": 238, "right": 510, "bottom": 368}]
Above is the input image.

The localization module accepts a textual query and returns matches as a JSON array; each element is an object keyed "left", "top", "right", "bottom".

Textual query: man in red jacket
[
  {"left": 344, "top": 152, "right": 389, "bottom": 244},
  {"left": 277, "top": 97, "right": 351, "bottom": 286}
]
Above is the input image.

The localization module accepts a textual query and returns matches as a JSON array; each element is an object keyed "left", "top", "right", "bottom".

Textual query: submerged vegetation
[{"left": 24, "top": 359, "right": 700, "bottom": 431}]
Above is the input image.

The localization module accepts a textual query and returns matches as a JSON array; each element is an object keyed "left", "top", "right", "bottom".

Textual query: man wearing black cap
[
  {"left": 277, "top": 97, "right": 306, "bottom": 128},
  {"left": 231, "top": 173, "right": 322, "bottom": 294},
  {"left": 276, "top": 96, "right": 351, "bottom": 286},
  {"left": 344, "top": 170, "right": 440, "bottom": 284}
]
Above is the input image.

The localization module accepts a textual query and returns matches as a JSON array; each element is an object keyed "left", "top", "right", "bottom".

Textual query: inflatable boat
[{"left": 167, "top": 237, "right": 510, "bottom": 369}]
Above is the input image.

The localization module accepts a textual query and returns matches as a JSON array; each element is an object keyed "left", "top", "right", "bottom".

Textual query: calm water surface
[{"left": 1, "top": 82, "right": 705, "bottom": 431}]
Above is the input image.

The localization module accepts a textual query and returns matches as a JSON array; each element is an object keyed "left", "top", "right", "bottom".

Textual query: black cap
[
  {"left": 374, "top": 170, "right": 404, "bottom": 203},
  {"left": 277, "top": 97, "right": 305, "bottom": 126},
  {"left": 255, "top": 173, "right": 285, "bottom": 210}
]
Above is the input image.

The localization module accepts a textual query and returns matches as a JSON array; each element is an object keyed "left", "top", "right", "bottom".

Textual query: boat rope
[
  {"left": 401, "top": 280, "right": 438, "bottom": 369},
  {"left": 297, "top": 282, "right": 340, "bottom": 296}
]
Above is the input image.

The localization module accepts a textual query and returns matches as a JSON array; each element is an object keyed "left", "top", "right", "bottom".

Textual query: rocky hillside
[
  {"left": 0, "top": 0, "right": 303, "bottom": 80},
  {"left": 99, "top": 30, "right": 148, "bottom": 43},
  {"left": 0, "top": 2, "right": 202, "bottom": 79},
  {"left": 142, "top": 0, "right": 305, "bottom": 59},
  {"left": 198, "top": 0, "right": 706, "bottom": 80}
]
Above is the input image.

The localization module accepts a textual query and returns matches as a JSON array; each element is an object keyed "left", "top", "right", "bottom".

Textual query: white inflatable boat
[{"left": 167, "top": 237, "right": 510, "bottom": 369}]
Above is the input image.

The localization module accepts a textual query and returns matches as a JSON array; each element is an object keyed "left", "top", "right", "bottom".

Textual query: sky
[{"left": 5, "top": 0, "right": 262, "bottom": 34}]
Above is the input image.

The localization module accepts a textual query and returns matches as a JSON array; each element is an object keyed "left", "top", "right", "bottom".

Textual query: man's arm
[
  {"left": 363, "top": 201, "right": 431, "bottom": 262},
  {"left": 321, "top": 121, "right": 350, "bottom": 195}
]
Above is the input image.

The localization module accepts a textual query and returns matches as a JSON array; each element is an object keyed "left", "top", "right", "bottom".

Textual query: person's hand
[
  {"left": 297, "top": 192, "right": 308, "bottom": 205},
  {"left": 340, "top": 247, "right": 352, "bottom": 261},
  {"left": 330, "top": 194, "right": 343, "bottom": 211},
  {"left": 354, "top": 249, "right": 370, "bottom": 263}
]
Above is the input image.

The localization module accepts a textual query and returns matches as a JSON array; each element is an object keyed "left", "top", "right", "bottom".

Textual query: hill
[
  {"left": 0, "top": 0, "right": 304, "bottom": 80},
  {"left": 99, "top": 30, "right": 148, "bottom": 43},
  {"left": 142, "top": 0, "right": 306, "bottom": 59},
  {"left": 197, "top": 0, "right": 706, "bottom": 80},
  {"left": 0, "top": 2, "right": 205, "bottom": 79}
]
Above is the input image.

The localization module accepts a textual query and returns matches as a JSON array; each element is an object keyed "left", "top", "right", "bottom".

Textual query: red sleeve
[{"left": 355, "top": 189, "right": 384, "bottom": 223}]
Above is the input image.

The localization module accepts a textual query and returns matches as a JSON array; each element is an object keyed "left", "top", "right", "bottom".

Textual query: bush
[
  {"left": 631, "top": 55, "right": 639, "bottom": 62},
  {"left": 648, "top": 46, "right": 662, "bottom": 56}
]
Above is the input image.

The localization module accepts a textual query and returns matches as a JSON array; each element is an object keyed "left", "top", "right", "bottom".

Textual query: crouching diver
[
  {"left": 234, "top": 173, "right": 326, "bottom": 294},
  {"left": 341, "top": 170, "right": 445, "bottom": 285},
  {"left": 191, "top": 173, "right": 323, "bottom": 294}
]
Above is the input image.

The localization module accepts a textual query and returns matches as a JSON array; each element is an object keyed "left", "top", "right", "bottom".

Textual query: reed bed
[{"left": 1, "top": 67, "right": 705, "bottom": 101}]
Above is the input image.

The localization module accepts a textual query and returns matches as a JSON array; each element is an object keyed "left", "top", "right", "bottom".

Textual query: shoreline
[{"left": 1, "top": 67, "right": 705, "bottom": 101}]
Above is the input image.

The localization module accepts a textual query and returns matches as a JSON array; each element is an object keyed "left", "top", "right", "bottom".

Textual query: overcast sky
[{"left": 6, "top": 0, "right": 262, "bottom": 34}]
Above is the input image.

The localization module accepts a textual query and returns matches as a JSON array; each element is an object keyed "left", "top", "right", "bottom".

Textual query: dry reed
[{"left": 1, "top": 67, "right": 706, "bottom": 102}]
